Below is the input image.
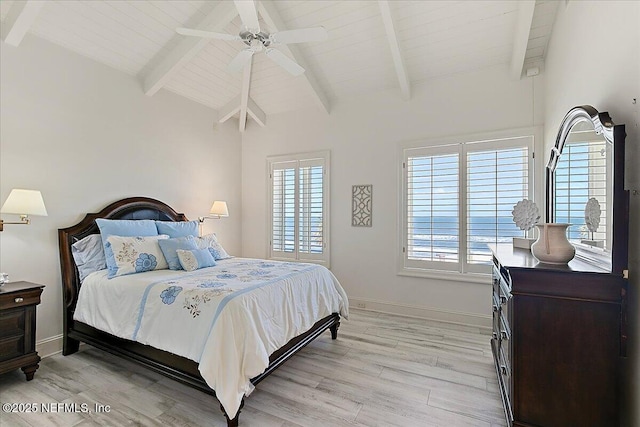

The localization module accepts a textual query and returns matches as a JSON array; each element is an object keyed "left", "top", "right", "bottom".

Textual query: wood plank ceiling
[{"left": 0, "top": 0, "right": 559, "bottom": 131}]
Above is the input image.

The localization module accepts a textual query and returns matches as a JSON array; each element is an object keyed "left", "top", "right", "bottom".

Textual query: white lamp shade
[
  {"left": 1, "top": 189, "right": 48, "bottom": 216},
  {"left": 209, "top": 201, "right": 229, "bottom": 217}
]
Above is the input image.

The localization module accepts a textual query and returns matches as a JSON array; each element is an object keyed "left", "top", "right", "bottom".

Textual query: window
[
  {"left": 268, "top": 151, "right": 330, "bottom": 266},
  {"left": 554, "top": 134, "right": 610, "bottom": 247},
  {"left": 401, "top": 133, "right": 535, "bottom": 276}
]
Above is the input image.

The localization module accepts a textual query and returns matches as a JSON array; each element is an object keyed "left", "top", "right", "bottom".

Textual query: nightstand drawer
[
  {"left": 0, "top": 309, "right": 25, "bottom": 338},
  {"left": 0, "top": 335, "right": 25, "bottom": 362},
  {"left": 0, "top": 289, "right": 41, "bottom": 310}
]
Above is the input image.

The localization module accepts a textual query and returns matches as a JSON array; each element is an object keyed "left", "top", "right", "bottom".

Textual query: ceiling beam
[
  {"left": 142, "top": 1, "right": 238, "bottom": 96},
  {"left": 2, "top": 1, "right": 44, "bottom": 47},
  {"left": 510, "top": 0, "right": 536, "bottom": 80},
  {"left": 247, "top": 97, "right": 266, "bottom": 127},
  {"left": 257, "top": 0, "right": 330, "bottom": 114},
  {"left": 378, "top": 1, "right": 410, "bottom": 100},
  {"left": 218, "top": 95, "right": 241, "bottom": 123},
  {"left": 239, "top": 56, "right": 253, "bottom": 132},
  {"left": 217, "top": 93, "right": 265, "bottom": 128}
]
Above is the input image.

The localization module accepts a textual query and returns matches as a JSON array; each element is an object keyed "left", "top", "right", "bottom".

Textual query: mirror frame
[{"left": 545, "top": 105, "right": 629, "bottom": 274}]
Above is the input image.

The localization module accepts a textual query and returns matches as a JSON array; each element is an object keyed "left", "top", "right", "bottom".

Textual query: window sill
[{"left": 397, "top": 268, "right": 490, "bottom": 284}]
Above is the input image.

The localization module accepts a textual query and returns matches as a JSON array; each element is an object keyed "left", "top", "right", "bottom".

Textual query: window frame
[
  {"left": 267, "top": 150, "right": 330, "bottom": 268},
  {"left": 398, "top": 128, "right": 540, "bottom": 281}
]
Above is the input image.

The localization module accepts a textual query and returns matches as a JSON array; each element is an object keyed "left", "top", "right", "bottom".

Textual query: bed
[{"left": 58, "top": 197, "right": 347, "bottom": 426}]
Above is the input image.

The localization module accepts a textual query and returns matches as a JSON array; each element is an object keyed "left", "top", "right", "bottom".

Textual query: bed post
[
  {"left": 330, "top": 319, "right": 340, "bottom": 340},
  {"left": 63, "top": 333, "right": 80, "bottom": 356},
  {"left": 221, "top": 399, "right": 244, "bottom": 427}
]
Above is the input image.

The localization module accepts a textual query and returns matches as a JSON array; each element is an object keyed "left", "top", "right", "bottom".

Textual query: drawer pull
[
  {"left": 499, "top": 295, "right": 507, "bottom": 305},
  {"left": 14, "top": 297, "right": 24, "bottom": 303},
  {"left": 500, "top": 365, "right": 508, "bottom": 376}
]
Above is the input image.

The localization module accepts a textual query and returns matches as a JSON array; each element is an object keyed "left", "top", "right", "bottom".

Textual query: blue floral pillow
[
  {"left": 96, "top": 219, "right": 159, "bottom": 278},
  {"left": 106, "top": 235, "right": 169, "bottom": 277},
  {"left": 176, "top": 248, "right": 217, "bottom": 271}
]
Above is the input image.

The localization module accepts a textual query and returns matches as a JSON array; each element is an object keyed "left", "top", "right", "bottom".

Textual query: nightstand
[{"left": 0, "top": 281, "right": 44, "bottom": 380}]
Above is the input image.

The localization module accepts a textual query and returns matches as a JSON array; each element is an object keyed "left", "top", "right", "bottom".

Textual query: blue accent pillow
[
  {"left": 176, "top": 248, "right": 217, "bottom": 271},
  {"left": 158, "top": 236, "right": 198, "bottom": 270},
  {"left": 71, "top": 234, "right": 106, "bottom": 282},
  {"left": 155, "top": 220, "right": 199, "bottom": 238},
  {"left": 96, "top": 219, "right": 159, "bottom": 278}
]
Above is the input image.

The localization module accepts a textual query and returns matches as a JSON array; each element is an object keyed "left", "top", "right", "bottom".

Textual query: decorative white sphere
[{"left": 512, "top": 199, "right": 540, "bottom": 231}]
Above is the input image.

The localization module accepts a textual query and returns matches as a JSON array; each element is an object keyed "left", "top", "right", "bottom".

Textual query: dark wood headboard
[{"left": 58, "top": 197, "right": 187, "bottom": 353}]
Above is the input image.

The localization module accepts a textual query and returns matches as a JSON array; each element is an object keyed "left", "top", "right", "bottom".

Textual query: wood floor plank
[
  {"left": 356, "top": 401, "right": 492, "bottom": 427},
  {"left": 0, "top": 309, "right": 506, "bottom": 426}
]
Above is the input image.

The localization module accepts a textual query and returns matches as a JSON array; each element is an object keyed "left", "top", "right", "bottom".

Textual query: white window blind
[
  {"left": 269, "top": 152, "right": 330, "bottom": 266},
  {"left": 554, "top": 139, "right": 609, "bottom": 245},
  {"left": 406, "top": 151, "right": 460, "bottom": 271},
  {"left": 466, "top": 142, "right": 530, "bottom": 271},
  {"left": 401, "top": 134, "right": 534, "bottom": 276},
  {"left": 271, "top": 162, "right": 296, "bottom": 255}
]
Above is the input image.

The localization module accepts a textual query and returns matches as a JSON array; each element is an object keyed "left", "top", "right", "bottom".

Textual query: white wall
[
  {"left": 241, "top": 65, "right": 544, "bottom": 327},
  {"left": 543, "top": 2, "right": 640, "bottom": 425},
  {"left": 0, "top": 35, "right": 242, "bottom": 354}
]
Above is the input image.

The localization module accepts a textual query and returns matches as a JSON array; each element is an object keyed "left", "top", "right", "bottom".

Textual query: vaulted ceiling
[{"left": 0, "top": 0, "right": 559, "bottom": 131}]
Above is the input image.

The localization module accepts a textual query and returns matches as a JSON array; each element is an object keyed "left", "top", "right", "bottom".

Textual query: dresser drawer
[
  {"left": 498, "top": 346, "right": 511, "bottom": 401},
  {"left": 0, "top": 308, "right": 25, "bottom": 338},
  {"left": 0, "top": 288, "right": 41, "bottom": 310}
]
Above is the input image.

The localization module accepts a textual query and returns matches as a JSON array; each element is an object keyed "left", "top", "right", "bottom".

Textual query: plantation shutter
[
  {"left": 405, "top": 148, "right": 460, "bottom": 271},
  {"left": 402, "top": 135, "right": 534, "bottom": 276},
  {"left": 554, "top": 138, "right": 609, "bottom": 244},
  {"left": 271, "top": 161, "right": 297, "bottom": 259},
  {"left": 269, "top": 154, "right": 328, "bottom": 264},
  {"left": 465, "top": 140, "right": 531, "bottom": 272},
  {"left": 298, "top": 159, "right": 325, "bottom": 258}
]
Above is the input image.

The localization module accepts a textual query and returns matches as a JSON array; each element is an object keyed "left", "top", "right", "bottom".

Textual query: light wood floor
[{"left": 0, "top": 309, "right": 507, "bottom": 427}]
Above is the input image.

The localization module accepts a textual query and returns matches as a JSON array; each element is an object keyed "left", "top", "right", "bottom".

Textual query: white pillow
[
  {"left": 194, "top": 233, "right": 232, "bottom": 260},
  {"left": 106, "top": 235, "right": 169, "bottom": 277},
  {"left": 176, "top": 248, "right": 217, "bottom": 271}
]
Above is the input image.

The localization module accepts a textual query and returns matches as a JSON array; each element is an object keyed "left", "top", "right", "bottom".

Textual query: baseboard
[
  {"left": 349, "top": 297, "right": 492, "bottom": 334},
  {"left": 36, "top": 334, "right": 63, "bottom": 358}
]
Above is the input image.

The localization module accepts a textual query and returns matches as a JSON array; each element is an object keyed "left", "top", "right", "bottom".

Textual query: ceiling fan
[{"left": 176, "top": 0, "right": 327, "bottom": 76}]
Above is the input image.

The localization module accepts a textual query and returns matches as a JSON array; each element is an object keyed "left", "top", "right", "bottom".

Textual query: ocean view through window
[
  {"left": 268, "top": 151, "right": 330, "bottom": 266},
  {"left": 401, "top": 133, "right": 535, "bottom": 276}
]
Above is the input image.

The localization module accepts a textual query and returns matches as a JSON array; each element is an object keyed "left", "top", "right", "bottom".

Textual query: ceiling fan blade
[
  {"left": 265, "top": 48, "right": 305, "bottom": 76},
  {"left": 270, "top": 27, "right": 328, "bottom": 44},
  {"left": 234, "top": 0, "right": 260, "bottom": 31},
  {"left": 228, "top": 49, "right": 255, "bottom": 72},
  {"left": 176, "top": 28, "right": 239, "bottom": 41}
]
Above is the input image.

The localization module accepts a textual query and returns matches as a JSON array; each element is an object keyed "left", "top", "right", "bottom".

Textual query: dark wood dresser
[
  {"left": 490, "top": 244, "right": 626, "bottom": 427},
  {"left": 0, "top": 281, "right": 44, "bottom": 380}
]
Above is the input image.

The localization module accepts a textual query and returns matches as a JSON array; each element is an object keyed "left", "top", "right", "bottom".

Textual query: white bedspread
[{"left": 74, "top": 258, "right": 349, "bottom": 418}]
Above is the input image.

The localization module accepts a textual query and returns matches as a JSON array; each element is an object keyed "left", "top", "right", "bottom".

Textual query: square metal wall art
[{"left": 352, "top": 185, "right": 372, "bottom": 227}]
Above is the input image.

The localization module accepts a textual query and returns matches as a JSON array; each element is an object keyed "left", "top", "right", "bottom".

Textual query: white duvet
[{"left": 74, "top": 258, "right": 349, "bottom": 418}]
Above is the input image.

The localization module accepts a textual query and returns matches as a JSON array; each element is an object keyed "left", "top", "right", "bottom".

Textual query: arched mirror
[{"left": 545, "top": 105, "right": 629, "bottom": 274}]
